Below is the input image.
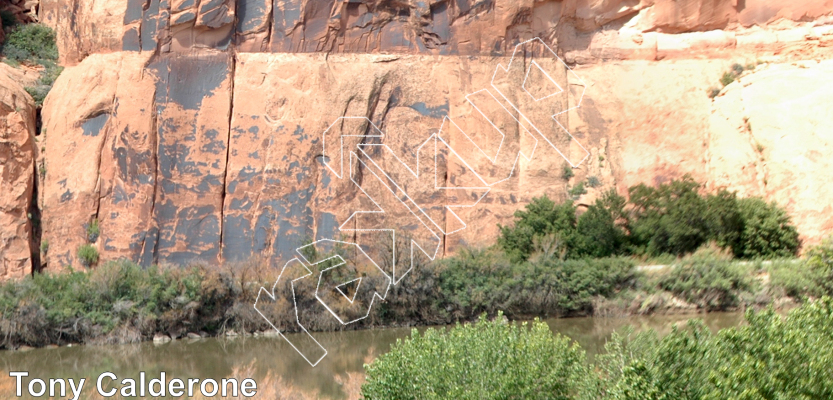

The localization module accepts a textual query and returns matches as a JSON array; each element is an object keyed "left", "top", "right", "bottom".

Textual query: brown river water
[{"left": 0, "top": 312, "right": 745, "bottom": 399}]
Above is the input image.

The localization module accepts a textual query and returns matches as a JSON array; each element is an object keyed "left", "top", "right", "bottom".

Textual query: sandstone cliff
[
  {"left": 0, "top": 64, "right": 38, "bottom": 279},
  {"left": 4, "top": 0, "right": 833, "bottom": 275}
]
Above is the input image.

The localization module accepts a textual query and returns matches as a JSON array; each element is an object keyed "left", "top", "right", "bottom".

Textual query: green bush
[
  {"left": 86, "top": 218, "right": 100, "bottom": 243},
  {"left": 362, "top": 313, "right": 592, "bottom": 400},
  {"left": 2, "top": 24, "right": 58, "bottom": 63},
  {"left": 657, "top": 245, "right": 756, "bottom": 310},
  {"left": 720, "top": 71, "right": 736, "bottom": 87},
  {"left": 736, "top": 197, "right": 800, "bottom": 258},
  {"left": 24, "top": 85, "right": 50, "bottom": 106},
  {"left": 598, "top": 298, "right": 833, "bottom": 399},
  {"left": 498, "top": 196, "right": 578, "bottom": 262},
  {"left": 767, "top": 259, "right": 822, "bottom": 298},
  {"left": 569, "top": 181, "right": 587, "bottom": 199},
  {"left": 628, "top": 176, "right": 712, "bottom": 256},
  {"left": 586, "top": 176, "right": 601, "bottom": 188},
  {"left": 23, "top": 60, "right": 63, "bottom": 106},
  {"left": 575, "top": 191, "right": 628, "bottom": 258},
  {"left": 77, "top": 244, "right": 99, "bottom": 267},
  {"left": 435, "top": 249, "right": 638, "bottom": 318},
  {"left": 562, "top": 165, "right": 574, "bottom": 180},
  {"left": 771, "top": 237, "right": 833, "bottom": 297}
]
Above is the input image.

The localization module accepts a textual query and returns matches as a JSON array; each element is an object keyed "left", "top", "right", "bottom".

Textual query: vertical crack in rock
[
  {"left": 140, "top": 59, "right": 167, "bottom": 266},
  {"left": 219, "top": 52, "right": 237, "bottom": 260}
]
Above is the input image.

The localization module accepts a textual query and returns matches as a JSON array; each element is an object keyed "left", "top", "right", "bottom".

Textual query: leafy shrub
[
  {"left": 24, "top": 60, "right": 63, "bottom": 106},
  {"left": 568, "top": 181, "right": 586, "bottom": 199},
  {"left": 586, "top": 175, "right": 601, "bottom": 188},
  {"left": 24, "top": 85, "right": 50, "bottom": 106},
  {"left": 767, "top": 259, "right": 822, "bottom": 298},
  {"left": 575, "top": 191, "right": 628, "bottom": 258},
  {"left": 2, "top": 24, "right": 58, "bottom": 63},
  {"left": 598, "top": 298, "right": 833, "bottom": 399},
  {"left": 77, "top": 244, "right": 99, "bottom": 267},
  {"left": 731, "top": 63, "right": 745, "bottom": 75},
  {"left": 362, "top": 313, "right": 592, "bottom": 400},
  {"left": 85, "top": 218, "right": 100, "bottom": 243},
  {"left": 628, "top": 176, "right": 712, "bottom": 256},
  {"left": 736, "top": 197, "right": 800, "bottom": 258},
  {"left": 720, "top": 71, "right": 736, "bottom": 87},
  {"left": 562, "top": 165, "right": 574, "bottom": 180},
  {"left": 39, "top": 239, "right": 49, "bottom": 255},
  {"left": 498, "top": 196, "right": 578, "bottom": 262},
  {"left": 657, "top": 245, "right": 756, "bottom": 310},
  {"left": 708, "top": 86, "right": 720, "bottom": 99}
]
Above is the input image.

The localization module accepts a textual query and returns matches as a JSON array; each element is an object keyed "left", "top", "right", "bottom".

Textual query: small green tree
[
  {"left": 736, "top": 197, "right": 800, "bottom": 258},
  {"left": 575, "top": 190, "right": 628, "bottom": 258},
  {"left": 498, "top": 196, "right": 578, "bottom": 262},
  {"left": 627, "top": 176, "right": 711, "bottom": 256}
]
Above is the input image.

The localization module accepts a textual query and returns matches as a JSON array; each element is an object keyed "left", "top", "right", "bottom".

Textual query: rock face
[
  {"left": 16, "top": 0, "right": 833, "bottom": 274},
  {"left": 0, "top": 66, "right": 37, "bottom": 279},
  {"left": 40, "top": 0, "right": 833, "bottom": 65}
]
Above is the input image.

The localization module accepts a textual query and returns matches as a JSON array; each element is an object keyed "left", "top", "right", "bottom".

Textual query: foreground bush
[
  {"left": 366, "top": 299, "right": 833, "bottom": 399},
  {"left": 362, "top": 313, "right": 592, "bottom": 400},
  {"left": 598, "top": 298, "right": 833, "bottom": 399}
]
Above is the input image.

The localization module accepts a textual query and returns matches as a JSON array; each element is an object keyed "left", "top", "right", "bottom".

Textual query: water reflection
[{"left": 0, "top": 312, "right": 745, "bottom": 399}]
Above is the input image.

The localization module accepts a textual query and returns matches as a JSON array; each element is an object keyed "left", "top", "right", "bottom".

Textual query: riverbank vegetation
[
  {"left": 0, "top": 177, "right": 821, "bottom": 349},
  {"left": 363, "top": 297, "right": 833, "bottom": 399}
]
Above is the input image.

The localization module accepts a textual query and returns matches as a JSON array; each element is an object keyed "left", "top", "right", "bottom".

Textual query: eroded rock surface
[
  {"left": 0, "top": 67, "right": 37, "bottom": 279},
  {"left": 21, "top": 0, "right": 833, "bottom": 273},
  {"left": 41, "top": 0, "right": 833, "bottom": 65}
]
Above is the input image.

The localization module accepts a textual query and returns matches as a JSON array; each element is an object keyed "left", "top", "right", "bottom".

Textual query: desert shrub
[
  {"left": 767, "top": 259, "right": 822, "bottom": 298},
  {"left": 574, "top": 191, "right": 628, "bottom": 258},
  {"left": 562, "top": 165, "right": 574, "bottom": 180},
  {"left": 435, "top": 249, "right": 637, "bottom": 318},
  {"left": 627, "top": 176, "right": 712, "bottom": 256},
  {"left": 2, "top": 24, "right": 58, "bottom": 63},
  {"left": 24, "top": 60, "right": 63, "bottom": 106},
  {"left": 657, "top": 245, "right": 756, "bottom": 310},
  {"left": 77, "top": 244, "right": 99, "bottom": 267},
  {"left": 720, "top": 71, "right": 736, "bottom": 87},
  {"left": 361, "top": 313, "right": 592, "bottom": 400},
  {"left": 24, "top": 85, "right": 49, "bottom": 106},
  {"left": 586, "top": 175, "right": 601, "bottom": 188},
  {"left": 84, "top": 218, "right": 100, "bottom": 243},
  {"left": 595, "top": 298, "right": 833, "bottom": 399},
  {"left": 569, "top": 182, "right": 587, "bottom": 199},
  {"left": 736, "top": 197, "right": 800, "bottom": 258},
  {"left": 707, "top": 86, "right": 720, "bottom": 99},
  {"left": 498, "top": 196, "right": 578, "bottom": 262},
  {"left": 704, "top": 189, "right": 744, "bottom": 255},
  {"left": 771, "top": 237, "right": 833, "bottom": 297}
]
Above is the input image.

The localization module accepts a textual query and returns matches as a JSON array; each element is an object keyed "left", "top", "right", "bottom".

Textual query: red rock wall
[
  {"left": 0, "top": 67, "right": 37, "bottom": 279},
  {"left": 20, "top": 0, "right": 833, "bottom": 273},
  {"left": 40, "top": 0, "right": 833, "bottom": 65}
]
